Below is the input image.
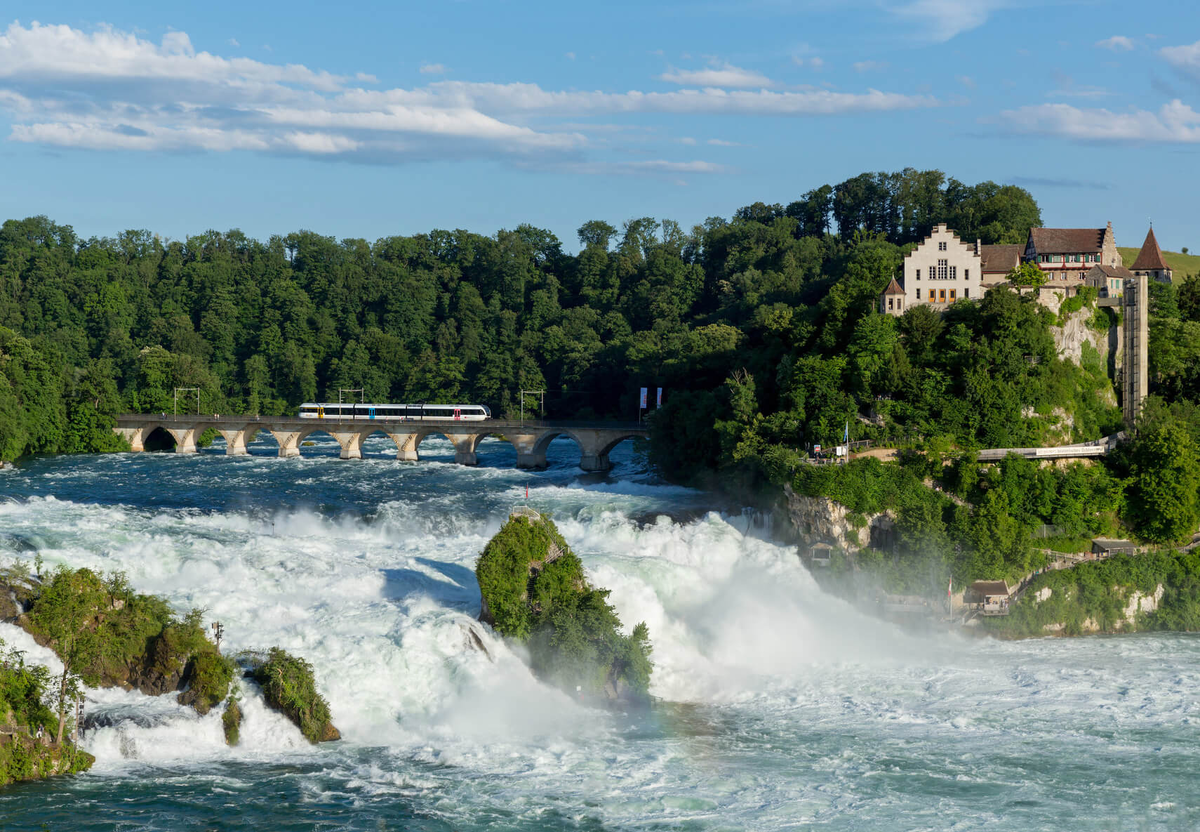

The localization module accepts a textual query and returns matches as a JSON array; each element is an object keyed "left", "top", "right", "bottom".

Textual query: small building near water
[
  {"left": 809, "top": 542, "right": 835, "bottom": 567},
  {"left": 1092, "top": 538, "right": 1136, "bottom": 558},
  {"left": 966, "top": 580, "right": 1012, "bottom": 616}
]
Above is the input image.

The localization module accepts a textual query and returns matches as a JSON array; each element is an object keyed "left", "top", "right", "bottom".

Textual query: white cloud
[
  {"left": 892, "top": 0, "right": 1008, "bottom": 43},
  {"left": 0, "top": 21, "right": 939, "bottom": 171},
  {"left": 1161, "top": 40, "right": 1200, "bottom": 79},
  {"left": 680, "top": 136, "right": 697, "bottom": 145},
  {"left": 1000, "top": 99, "right": 1200, "bottom": 143},
  {"left": 659, "top": 62, "right": 773, "bottom": 89},
  {"left": 958, "top": 75, "right": 976, "bottom": 88},
  {"left": 854, "top": 61, "right": 887, "bottom": 73},
  {"left": 227, "top": 38, "right": 239, "bottom": 47},
  {"left": 0, "top": 21, "right": 346, "bottom": 91},
  {"left": 419, "top": 63, "right": 446, "bottom": 75},
  {"left": 565, "top": 52, "right": 576, "bottom": 60},
  {"left": 1096, "top": 35, "right": 1134, "bottom": 51},
  {"left": 791, "top": 55, "right": 823, "bottom": 69}
]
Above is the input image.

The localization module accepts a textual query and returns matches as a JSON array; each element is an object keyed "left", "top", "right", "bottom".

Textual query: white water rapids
[{"left": 0, "top": 436, "right": 1196, "bottom": 830}]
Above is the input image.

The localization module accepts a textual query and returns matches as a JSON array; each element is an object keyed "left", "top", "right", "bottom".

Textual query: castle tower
[{"left": 1130, "top": 226, "right": 1172, "bottom": 284}]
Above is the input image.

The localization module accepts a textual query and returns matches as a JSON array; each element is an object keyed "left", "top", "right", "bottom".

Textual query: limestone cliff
[{"left": 782, "top": 483, "right": 895, "bottom": 555}]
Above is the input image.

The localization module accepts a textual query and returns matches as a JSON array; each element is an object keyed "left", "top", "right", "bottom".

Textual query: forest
[
  {"left": 0, "top": 168, "right": 1042, "bottom": 461},
  {"left": 3, "top": 166, "right": 1200, "bottom": 580}
]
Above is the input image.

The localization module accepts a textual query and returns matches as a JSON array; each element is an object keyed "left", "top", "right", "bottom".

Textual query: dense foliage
[
  {"left": 23, "top": 567, "right": 236, "bottom": 734},
  {"left": 0, "top": 641, "right": 94, "bottom": 786},
  {"left": 476, "top": 514, "right": 653, "bottom": 702},
  {"left": 0, "top": 169, "right": 1040, "bottom": 462},
  {"left": 986, "top": 550, "right": 1200, "bottom": 637},
  {"left": 247, "top": 648, "right": 337, "bottom": 744}
]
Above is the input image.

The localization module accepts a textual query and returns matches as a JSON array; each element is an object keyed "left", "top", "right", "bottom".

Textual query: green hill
[{"left": 1118, "top": 247, "right": 1200, "bottom": 283}]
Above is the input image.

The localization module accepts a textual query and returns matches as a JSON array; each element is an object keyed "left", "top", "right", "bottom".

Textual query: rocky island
[{"left": 476, "top": 509, "right": 653, "bottom": 705}]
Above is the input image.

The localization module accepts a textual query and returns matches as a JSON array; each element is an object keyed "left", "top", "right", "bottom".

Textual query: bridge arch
[{"left": 596, "top": 432, "right": 649, "bottom": 459}]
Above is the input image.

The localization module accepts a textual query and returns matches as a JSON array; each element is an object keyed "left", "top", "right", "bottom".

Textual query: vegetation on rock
[
  {"left": 477, "top": 513, "right": 653, "bottom": 703},
  {"left": 983, "top": 550, "right": 1200, "bottom": 637},
  {"left": 0, "top": 642, "right": 94, "bottom": 787},
  {"left": 4, "top": 566, "right": 235, "bottom": 734},
  {"left": 221, "top": 696, "right": 242, "bottom": 747},
  {"left": 245, "top": 648, "right": 339, "bottom": 744}
]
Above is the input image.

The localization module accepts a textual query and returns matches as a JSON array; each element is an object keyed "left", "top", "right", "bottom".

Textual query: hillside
[{"left": 1117, "top": 246, "right": 1200, "bottom": 282}]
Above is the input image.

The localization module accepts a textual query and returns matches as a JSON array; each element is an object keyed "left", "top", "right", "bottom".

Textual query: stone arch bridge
[{"left": 113, "top": 414, "right": 650, "bottom": 472}]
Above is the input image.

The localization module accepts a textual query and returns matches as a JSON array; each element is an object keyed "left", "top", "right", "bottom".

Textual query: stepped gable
[
  {"left": 1029, "top": 227, "right": 1105, "bottom": 254},
  {"left": 882, "top": 276, "right": 904, "bottom": 295},
  {"left": 1131, "top": 227, "right": 1169, "bottom": 271}
]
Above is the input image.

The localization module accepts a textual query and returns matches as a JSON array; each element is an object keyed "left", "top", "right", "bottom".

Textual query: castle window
[
  {"left": 965, "top": 269, "right": 970, "bottom": 280},
  {"left": 888, "top": 298, "right": 894, "bottom": 310},
  {"left": 916, "top": 269, "right": 921, "bottom": 280},
  {"left": 937, "top": 258, "right": 948, "bottom": 280},
  {"left": 964, "top": 287, "right": 970, "bottom": 299},
  {"left": 938, "top": 241, "right": 947, "bottom": 251},
  {"left": 916, "top": 288, "right": 921, "bottom": 299},
  {"left": 950, "top": 265, "right": 957, "bottom": 280}
]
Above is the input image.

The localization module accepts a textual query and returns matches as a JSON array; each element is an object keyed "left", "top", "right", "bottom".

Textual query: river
[{"left": 0, "top": 434, "right": 1196, "bottom": 830}]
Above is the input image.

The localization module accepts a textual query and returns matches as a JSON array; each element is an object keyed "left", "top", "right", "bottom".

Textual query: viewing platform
[{"left": 113, "top": 414, "right": 649, "bottom": 472}]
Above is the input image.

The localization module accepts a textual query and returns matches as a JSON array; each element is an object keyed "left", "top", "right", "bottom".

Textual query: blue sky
[{"left": 0, "top": 1, "right": 1197, "bottom": 252}]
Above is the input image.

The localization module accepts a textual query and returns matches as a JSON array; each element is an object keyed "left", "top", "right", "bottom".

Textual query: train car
[{"left": 298, "top": 403, "right": 491, "bottom": 421}]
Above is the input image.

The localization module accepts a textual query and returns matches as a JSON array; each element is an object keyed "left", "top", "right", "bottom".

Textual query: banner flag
[
  {"left": 656, "top": 387, "right": 663, "bottom": 407},
  {"left": 640, "top": 387, "right": 648, "bottom": 408}
]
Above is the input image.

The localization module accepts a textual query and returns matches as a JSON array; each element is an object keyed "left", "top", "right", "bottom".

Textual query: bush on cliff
[
  {"left": 476, "top": 513, "right": 653, "bottom": 703},
  {"left": 246, "top": 648, "right": 339, "bottom": 744},
  {"left": 0, "top": 642, "right": 94, "bottom": 787},
  {"left": 17, "top": 567, "right": 235, "bottom": 727},
  {"left": 985, "top": 550, "right": 1200, "bottom": 637}
]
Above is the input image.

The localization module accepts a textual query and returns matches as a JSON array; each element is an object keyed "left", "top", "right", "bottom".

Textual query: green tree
[{"left": 1127, "top": 421, "right": 1200, "bottom": 543}]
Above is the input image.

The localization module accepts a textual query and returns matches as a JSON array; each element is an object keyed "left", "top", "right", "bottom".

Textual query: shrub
[{"left": 249, "top": 648, "right": 334, "bottom": 744}]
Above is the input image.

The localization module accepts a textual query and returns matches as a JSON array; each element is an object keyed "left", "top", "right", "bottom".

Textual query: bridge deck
[{"left": 115, "top": 414, "right": 647, "bottom": 432}]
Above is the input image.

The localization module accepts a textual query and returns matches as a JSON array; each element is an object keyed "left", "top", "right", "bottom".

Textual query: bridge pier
[
  {"left": 451, "top": 433, "right": 484, "bottom": 466},
  {"left": 330, "top": 431, "right": 364, "bottom": 460},
  {"left": 116, "top": 427, "right": 145, "bottom": 452},
  {"left": 388, "top": 433, "right": 420, "bottom": 462},
  {"left": 220, "top": 428, "right": 249, "bottom": 456},
  {"left": 508, "top": 433, "right": 546, "bottom": 469},
  {"left": 273, "top": 430, "right": 302, "bottom": 458},
  {"left": 579, "top": 453, "right": 612, "bottom": 472},
  {"left": 168, "top": 427, "right": 199, "bottom": 454}
]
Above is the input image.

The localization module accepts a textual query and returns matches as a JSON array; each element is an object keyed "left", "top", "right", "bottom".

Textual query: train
[{"left": 298, "top": 403, "right": 492, "bottom": 421}]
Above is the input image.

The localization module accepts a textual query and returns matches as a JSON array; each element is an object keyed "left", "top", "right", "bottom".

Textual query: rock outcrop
[
  {"left": 243, "top": 648, "right": 340, "bottom": 744},
  {"left": 782, "top": 483, "right": 895, "bottom": 555},
  {"left": 476, "top": 511, "right": 653, "bottom": 706}
]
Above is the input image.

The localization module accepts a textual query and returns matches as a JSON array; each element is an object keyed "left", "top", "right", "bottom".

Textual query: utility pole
[
  {"left": 174, "top": 387, "right": 200, "bottom": 421},
  {"left": 338, "top": 388, "right": 364, "bottom": 404},
  {"left": 519, "top": 389, "right": 544, "bottom": 423}
]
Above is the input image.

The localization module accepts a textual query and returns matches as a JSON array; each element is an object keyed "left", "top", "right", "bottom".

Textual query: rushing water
[{"left": 0, "top": 434, "right": 1196, "bottom": 831}]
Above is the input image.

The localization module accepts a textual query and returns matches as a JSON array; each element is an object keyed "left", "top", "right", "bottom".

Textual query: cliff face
[
  {"left": 1033, "top": 584, "right": 1165, "bottom": 635},
  {"left": 782, "top": 484, "right": 894, "bottom": 554}
]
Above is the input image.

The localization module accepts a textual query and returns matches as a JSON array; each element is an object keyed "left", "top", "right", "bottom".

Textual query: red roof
[
  {"left": 1131, "top": 227, "right": 1170, "bottom": 272},
  {"left": 1029, "top": 228, "right": 1105, "bottom": 254},
  {"left": 980, "top": 244, "right": 1023, "bottom": 274},
  {"left": 882, "top": 276, "right": 904, "bottom": 295}
]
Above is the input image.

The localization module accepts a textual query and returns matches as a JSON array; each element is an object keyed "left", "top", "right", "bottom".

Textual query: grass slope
[{"left": 1117, "top": 247, "right": 1200, "bottom": 283}]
